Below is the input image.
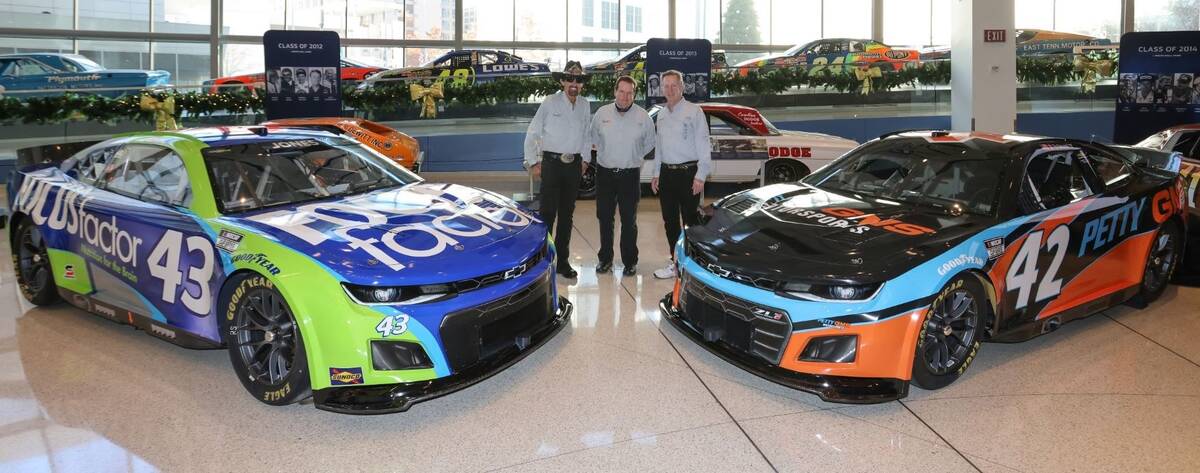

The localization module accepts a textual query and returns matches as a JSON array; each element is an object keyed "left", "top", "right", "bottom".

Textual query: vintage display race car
[
  {"left": 0, "top": 53, "right": 169, "bottom": 98},
  {"left": 357, "top": 50, "right": 550, "bottom": 90},
  {"left": 661, "top": 131, "right": 1187, "bottom": 403},
  {"left": 204, "top": 58, "right": 383, "bottom": 93},
  {"left": 7, "top": 126, "right": 570, "bottom": 414},
  {"left": 579, "top": 103, "right": 857, "bottom": 197},
  {"left": 735, "top": 39, "right": 919, "bottom": 74},
  {"left": 260, "top": 118, "right": 423, "bottom": 172},
  {"left": 920, "top": 29, "right": 1114, "bottom": 60},
  {"left": 584, "top": 44, "right": 729, "bottom": 75}
]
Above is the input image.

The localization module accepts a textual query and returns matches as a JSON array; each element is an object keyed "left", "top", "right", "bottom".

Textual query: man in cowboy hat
[{"left": 524, "top": 60, "right": 591, "bottom": 279}]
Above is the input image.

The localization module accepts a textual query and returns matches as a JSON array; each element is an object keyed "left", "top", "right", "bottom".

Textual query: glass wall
[
  {"left": 1016, "top": 0, "right": 1123, "bottom": 41},
  {"left": 0, "top": 0, "right": 1195, "bottom": 85}
]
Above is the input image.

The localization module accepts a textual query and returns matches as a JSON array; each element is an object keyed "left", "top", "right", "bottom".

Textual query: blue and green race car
[{"left": 7, "top": 126, "right": 571, "bottom": 414}]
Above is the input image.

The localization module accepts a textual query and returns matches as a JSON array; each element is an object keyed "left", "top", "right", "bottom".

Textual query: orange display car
[
  {"left": 204, "top": 59, "right": 383, "bottom": 93},
  {"left": 262, "top": 118, "right": 423, "bottom": 172}
]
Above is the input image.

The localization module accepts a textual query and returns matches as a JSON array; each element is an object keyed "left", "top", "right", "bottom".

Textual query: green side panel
[{"left": 46, "top": 248, "right": 93, "bottom": 294}]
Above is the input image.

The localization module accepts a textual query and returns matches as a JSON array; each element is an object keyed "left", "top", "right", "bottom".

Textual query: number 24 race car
[
  {"left": 662, "top": 131, "right": 1188, "bottom": 403},
  {"left": 8, "top": 127, "right": 571, "bottom": 414}
]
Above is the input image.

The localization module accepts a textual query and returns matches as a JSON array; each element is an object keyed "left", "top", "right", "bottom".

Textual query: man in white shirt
[
  {"left": 590, "top": 75, "right": 656, "bottom": 276},
  {"left": 650, "top": 70, "right": 711, "bottom": 279},
  {"left": 524, "top": 61, "right": 592, "bottom": 279}
]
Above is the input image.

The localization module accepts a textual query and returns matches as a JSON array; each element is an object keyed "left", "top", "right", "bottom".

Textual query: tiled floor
[{"left": 1, "top": 192, "right": 1199, "bottom": 472}]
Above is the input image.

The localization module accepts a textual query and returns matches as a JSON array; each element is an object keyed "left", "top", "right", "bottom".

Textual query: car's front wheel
[
  {"left": 13, "top": 218, "right": 60, "bottom": 305},
  {"left": 911, "top": 275, "right": 986, "bottom": 390},
  {"left": 763, "top": 159, "right": 810, "bottom": 185},
  {"left": 222, "top": 273, "right": 311, "bottom": 406}
]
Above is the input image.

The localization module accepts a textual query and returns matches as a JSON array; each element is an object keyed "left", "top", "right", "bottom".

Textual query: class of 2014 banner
[
  {"left": 1114, "top": 31, "right": 1200, "bottom": 144},
  {"left": 645, "top": 38, "right": 712, "bottom": 106},
  {"left": 263, "top": 30, "right": 342, "bottom": 120}
]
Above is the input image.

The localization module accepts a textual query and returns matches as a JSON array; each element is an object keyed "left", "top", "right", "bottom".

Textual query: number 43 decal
[
  {"left": 1005, "top": 226, "right": 1070, "bottom": 310},
  {"left": 148, "top": 230, "right": 215, "bottom": 316}
]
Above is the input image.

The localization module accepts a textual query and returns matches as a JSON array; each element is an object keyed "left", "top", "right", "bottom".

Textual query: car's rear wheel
[
  {"left": 911, "top": 275, "right": 985, "bottom": 390},
  {"left": 763, "top": 159, "right": 810, "bottom": 185},
  {"left": 222, "top": 273, "right": 311, "bottom": 406},
  {"left": 1130, "top": 221, "right": 1182, "bottom": 306},
  {"left": 578, "top": 163, "right": 597, "bottom": 199},
  {"left": 13, "top": 219, "right": 60, "bottom": 305}
]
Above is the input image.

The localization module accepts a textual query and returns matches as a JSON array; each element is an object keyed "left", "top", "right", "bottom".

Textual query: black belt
[
  {"left": 543, "top": 151, "right": 578, "bottom": 164},
  {"left": 598, "top": 165, "right": 639, "bottom": 173},
  {"left": 662, "top": 161, "right": 698, "bottom": 170}
]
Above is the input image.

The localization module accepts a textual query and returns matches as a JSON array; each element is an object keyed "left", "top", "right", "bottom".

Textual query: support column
[
  {"left": 950, "top": 0, "right": 1016, "bottom": 133},
  {"left": 871, "top": 0, "right": 883, "bottom": 42}
]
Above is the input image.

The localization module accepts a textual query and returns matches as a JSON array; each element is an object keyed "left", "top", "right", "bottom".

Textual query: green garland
[{"left": 0, "top": 55, "right": 1112, "bottom": 125}]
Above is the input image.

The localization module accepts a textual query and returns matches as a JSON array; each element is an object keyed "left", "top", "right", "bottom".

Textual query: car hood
[
  {"left": 224, "top": 183, "right": 547, "bottom": 286},
  {"left": 777, "top": 130, "right": 859, "bottom": 148},
  {"left": 686, "top": 184, "right": 990, "bottom": 284}
]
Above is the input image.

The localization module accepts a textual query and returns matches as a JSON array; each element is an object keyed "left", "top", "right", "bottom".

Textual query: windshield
[
  {"left": 203, "top": 136, "right": 420, "bottom": 214},
  {"left": 783, "top": 40, "right": 819, "bottom": 56},
  {"left": 64, "top": 55, "right": 103, "bottom": 71},
  {"left": 805, "top": 142, "right": 1006, "bottom": 216}
]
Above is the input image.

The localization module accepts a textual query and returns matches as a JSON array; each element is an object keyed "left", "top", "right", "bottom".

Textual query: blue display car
[
  {"left": 7, "top": 126, "right": 570, "bottom": 413},
  {"left": 0, "top": 53, "right": 170, "bottom": 98}
]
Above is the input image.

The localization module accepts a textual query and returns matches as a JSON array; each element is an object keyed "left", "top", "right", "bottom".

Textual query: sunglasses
[{"left": 562, "top": 75, "right": 585, "bottom": 84}]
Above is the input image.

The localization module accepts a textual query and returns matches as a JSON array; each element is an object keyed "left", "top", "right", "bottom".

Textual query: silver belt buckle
[{"left": 559, "top": 153, "right": 576, "bottom": 164}]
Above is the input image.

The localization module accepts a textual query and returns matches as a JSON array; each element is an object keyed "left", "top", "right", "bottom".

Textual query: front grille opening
[{"left": 679, "top": 275, "right": 792, "bottom": 364}]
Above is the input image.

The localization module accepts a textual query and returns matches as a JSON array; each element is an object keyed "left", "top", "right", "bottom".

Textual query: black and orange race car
[
  {"left": 261, "top": 118, "right": 423, "bottom": 172},
  {"left": 661, "top": 131, "right": 1188, "bottom": 403}
]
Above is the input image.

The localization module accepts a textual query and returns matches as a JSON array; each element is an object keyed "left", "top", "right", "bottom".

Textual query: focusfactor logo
[{"left": 246, "top": 190, "right": 540, "bottom": 272}]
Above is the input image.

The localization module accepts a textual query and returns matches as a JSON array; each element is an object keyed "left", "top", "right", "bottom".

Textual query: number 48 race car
[
  {"left": 662, "top": 131, "right": 1187, "bottom": 403},
  {"left": 8, "top": 127, "right": 571, "bottom": 414}
]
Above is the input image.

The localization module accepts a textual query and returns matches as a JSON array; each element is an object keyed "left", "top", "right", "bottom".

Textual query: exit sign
[{"left": 984, "top": 29, "right": 1006, "bottom": 42}]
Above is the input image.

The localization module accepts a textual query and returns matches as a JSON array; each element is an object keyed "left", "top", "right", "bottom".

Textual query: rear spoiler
[
  {"left": 1109, "top": 145, "right": 1183, "bottom": 174},
  {"left": 15, "top": 140, "right": 104, "bottom": 167}
]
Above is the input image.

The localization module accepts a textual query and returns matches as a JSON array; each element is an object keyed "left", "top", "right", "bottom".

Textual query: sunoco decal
[{"left": 329, "top": 367, "right": 364, "bottom": 385}]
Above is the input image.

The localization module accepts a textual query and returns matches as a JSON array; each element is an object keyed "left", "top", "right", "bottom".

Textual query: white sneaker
[{"left": 653, "top": 262, "right": 677, "bottom": 280}]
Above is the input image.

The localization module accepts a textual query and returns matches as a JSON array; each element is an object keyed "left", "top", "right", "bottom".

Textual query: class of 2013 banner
[
  {"left": 1114, "top": 31, "right": 1200, "bottom": 144},
  {"left": 645, "top": 38, "right": 712, "bottom": 106},
  {"left": 263, "top": 30, "right": 342, "bottom": 120}
]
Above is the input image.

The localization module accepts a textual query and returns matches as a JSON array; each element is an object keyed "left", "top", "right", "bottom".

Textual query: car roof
[
  {"left": 1163, "top": 124, "right": 1200, "bottom": 132},
  {"left": 130, "top": 126, "right": 344, "bottom": 148},
  {"left": 877, "top": 130, "right": 1060, "bottom": 156}
]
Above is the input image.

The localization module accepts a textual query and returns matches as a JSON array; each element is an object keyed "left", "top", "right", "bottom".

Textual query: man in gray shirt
[
  {"left": 590, "top": 75, "right": 656, "bottom": 276},
  {"left": 650, "top": 70, "right": 712, "bottom": 279},
  {"left": 524, "top": 61, "right": 591, "bottom": 279}
]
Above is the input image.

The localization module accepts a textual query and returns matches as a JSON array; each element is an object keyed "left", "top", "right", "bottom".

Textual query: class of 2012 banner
[
  {"left": 645, "top": 38, "right": 713, "bottom": 106},
  {"left": 263, "top": 30, "right": 343, "bottom": 120},
  {"left": 1114, "top": 31, "right": 1200, "bottom": 144}
]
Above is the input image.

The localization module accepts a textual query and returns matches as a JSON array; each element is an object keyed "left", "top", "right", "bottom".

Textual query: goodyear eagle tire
[
  {"left": 13, "top": 218, "right": 60, "bottom": 306},
  {"left": 222, "top": 273, "right": 311, "bottom": 406},
  {"left": 1130, "top": 221, "right": 1182, "bottom": 307},
  {"left": 911, "top": 274, "right": 986, "bottom": 390},
  {"left": 578, "top": 163, "right": 597, "bottom": 200}
]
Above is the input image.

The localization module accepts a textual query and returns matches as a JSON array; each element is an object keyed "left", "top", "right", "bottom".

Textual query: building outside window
[
  {"left": 626, "top": 5, "right": 642, "bottom": 33},
  {"left": 601, "top": 1, "right": 618, "bottom": 30}
]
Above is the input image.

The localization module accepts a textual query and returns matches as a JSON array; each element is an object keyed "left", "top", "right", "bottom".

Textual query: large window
[
  {"left": 1136, "top": 0, "right": 1200, "bottom": 32},
  {"left": 349, "top": 1, "right": 405, "bottom": 39},
  {"left": 722, "top": 0, "right": 769, "bottom": 45},
  {"left": 516, "top": 0, "right": 566, "bottom": 42},
  {"left": 824, "top": 0, "right": 871, "bottom": 39},
  {"left": 601, "top": 1, "right": 619, "bottom": 30},
  {"left": 222, "top": 1, "right": 285, "bottom": 36},
  {"left": 1017, "top": 0, "right": 1122, "bottom": 42},
  {"left": 0, "top": 0, "right": 73, "bottom": 29},
  {"left": 79, "top": 0, "right": 149, "bottom": 32},
  {"left": 405, "top": 0, "right": 455, "bottom": 41},
  {"left": 771, "top": 1, "right": 820, "bottom": 48},
  {"left": 463, "top": 0, "right": 514, "bottom": 41}
]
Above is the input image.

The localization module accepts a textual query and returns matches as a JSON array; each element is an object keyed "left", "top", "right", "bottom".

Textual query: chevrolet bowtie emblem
[
  {"left": 706, "top": 263, "right": 731, "bottom": 278},
  {"left": 504, "top": 263, "right": 528, "bottom": 280}
]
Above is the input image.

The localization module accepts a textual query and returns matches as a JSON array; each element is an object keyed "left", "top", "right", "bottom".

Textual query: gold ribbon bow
[
  {"left": 854, "top": 66, "right": 883, "bottom": 95},
  {"left": 139, "top": 94, "right": 179, "bottom": 131},
  {"left": 409, "top": 81, "right": 445, "bottom": 118},
  {"left": 1073, "top": 54, "right": 1115, "bottom": 94}
]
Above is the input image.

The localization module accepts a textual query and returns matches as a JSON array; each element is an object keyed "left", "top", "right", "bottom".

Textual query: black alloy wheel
[
  {"left": 911, "top": 275, "right": 986, "bottom": 390},
  {"left": 14, "top": 220, "right": 59, "bottom": 305},
  {"left": 224, "top": 274, "right": 311, "bottom": 405}
]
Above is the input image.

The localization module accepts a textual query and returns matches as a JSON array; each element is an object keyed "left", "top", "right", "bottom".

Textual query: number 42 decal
[{"left": 1005, "top": 226, "right": 1070, "bottom": 310}]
